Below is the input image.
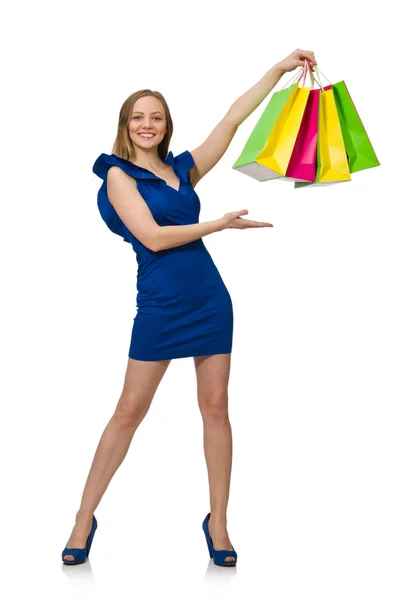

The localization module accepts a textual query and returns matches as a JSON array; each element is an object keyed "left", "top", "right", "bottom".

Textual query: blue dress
[{"left": 92, "top": 149, "right": 233, "bottom": 361}]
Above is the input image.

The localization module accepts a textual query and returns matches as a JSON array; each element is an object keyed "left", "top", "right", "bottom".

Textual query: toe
[
  {"left": 224, "top": 556, "right": 235, "bottom": 563},
  {"left": 64, "top": 555, "right": 75, "bottom": 561}
]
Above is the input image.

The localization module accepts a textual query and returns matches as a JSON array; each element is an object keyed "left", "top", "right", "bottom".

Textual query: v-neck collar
[{"left": 111, "top": 151, "right": 182, "bottom": 193}]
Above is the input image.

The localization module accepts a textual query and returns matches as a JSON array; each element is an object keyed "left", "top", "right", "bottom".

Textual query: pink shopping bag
[{"left": 285, "top": 87, "right": 320, "bottom": 182}]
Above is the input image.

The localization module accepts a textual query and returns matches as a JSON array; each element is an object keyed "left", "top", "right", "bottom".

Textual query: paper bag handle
[{"left": 281, "top": 60, "right": 322, "bottom": 90}]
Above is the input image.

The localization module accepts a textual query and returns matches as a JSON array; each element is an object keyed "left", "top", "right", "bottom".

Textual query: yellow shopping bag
[
  {"left": 316, "top": 86, "right": 351, "bottom": 182},
  {"left": 256, "top": 82, "right": 310, "bottom": 175}
]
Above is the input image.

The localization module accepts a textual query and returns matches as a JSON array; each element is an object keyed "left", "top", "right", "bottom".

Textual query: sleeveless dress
[{"left": 92, "top": 149, "right": 233, "bottom": 361}]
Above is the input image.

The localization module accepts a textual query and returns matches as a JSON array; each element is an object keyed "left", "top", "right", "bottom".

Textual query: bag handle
[
  {"left": 299, "top": 60, "right": 325, "bottom": 90},
  {"left": 312, "top": 65, "right": 332, "bottom": 90},
  {"left": 281, "top": 65, "right": 305, "bottom": 89},
  {"left": 281, "top": 59, "right": 323, "bottom": 91},
  {"left": 296, "top": 60, "right": 313, "bottom": 87}
]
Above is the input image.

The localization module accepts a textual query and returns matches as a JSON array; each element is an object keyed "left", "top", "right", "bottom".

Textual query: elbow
[
  {"left": 149, "top": 227, "right": 163, "bottom": 253},
  {"left": 149, "top": 235, "right": 161, "bottom": 253}
]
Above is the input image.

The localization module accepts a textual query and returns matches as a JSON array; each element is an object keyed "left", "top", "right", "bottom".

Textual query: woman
[{"left": 62, "top": 48, "right": 317, "bottom": 567}]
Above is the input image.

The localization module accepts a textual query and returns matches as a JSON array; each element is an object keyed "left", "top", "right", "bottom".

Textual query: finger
[
  {"left": 244, "top": 220, "right": 269, "bottom": 227},
  {"left": 300, "top": 50, "right": 317, "bottom": 64},
  {"left": 307, "top": 51, "right": 317, "bottom": 64},
  {"left": 303, "top": 55, "right": 316, "bottom": 71}
]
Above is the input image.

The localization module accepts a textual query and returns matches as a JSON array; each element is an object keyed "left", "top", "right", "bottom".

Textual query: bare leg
[
  {"left": 194, "top": 353, "right": 235, "bottom": 563},
  {"left": 63, "top": 357, "right": 171, "bottom": 561}
]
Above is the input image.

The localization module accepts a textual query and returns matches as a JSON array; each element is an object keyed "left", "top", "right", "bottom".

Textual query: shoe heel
[
  {"left": 86, "top": 530, "right": 94, "bottom": 557},
  {"left": 205, "top": 533, "right": 214, "bottom": 558},
  {"left": 202, "top": 512, "right": 214, "bottom": 557},
  {"left": 85, "top": 515, "right": 98, "bottom": 558}
]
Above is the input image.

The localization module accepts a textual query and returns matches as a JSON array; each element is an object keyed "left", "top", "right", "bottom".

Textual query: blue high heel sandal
[
  {"left": 62, "top": 514, "right": 98, "bottom": 565},
  {"left": 202, "top": 513, "right": 238, "bottom": 566}
]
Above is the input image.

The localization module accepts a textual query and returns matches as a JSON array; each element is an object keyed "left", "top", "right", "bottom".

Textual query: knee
[
  {"left": 114, "top": 393, "right": 149, "bottom": 428},
  {"left": 199, "top": 392, "right": 229, "bottom": 424}
]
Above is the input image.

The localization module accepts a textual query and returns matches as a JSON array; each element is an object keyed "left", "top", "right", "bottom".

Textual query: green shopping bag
[
  {"left": 232, "top": 82, "right": 300, "bottom": 182},
  {"left": 332, "top": 81, "right": 380, "bottom": 173},
  {"left": 295, "top": 66, "right": 380, "bottom": 188}
]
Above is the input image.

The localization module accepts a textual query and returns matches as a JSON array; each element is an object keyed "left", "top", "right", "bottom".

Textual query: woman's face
[{"left": 128, "top": 96, "right": 167, "bottom": 151}]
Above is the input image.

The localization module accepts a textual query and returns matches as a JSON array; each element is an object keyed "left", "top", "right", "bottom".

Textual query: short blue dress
[{"left": 92, "top": 149, "right": 233, "bottom": 361}]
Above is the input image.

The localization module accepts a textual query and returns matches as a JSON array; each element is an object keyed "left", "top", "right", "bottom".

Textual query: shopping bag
[
  {"left": 317, "top": 85, "right": 351, "bottom": 182},
  {"left": 255, "top": 84, "right": 310, "bottom": 177},
  {"left": 284, "top": 88, "right": 320, "bottom": 182},
  {"left": 331, "top": 81, "right": 380, "bottom": 173},
  {"left": 232, "top": 83, "right": 298, "bottom": 182},
  {"left": 232, "top": 62, "right": 314, "bottom": 183},
  {"left": 295, "top": 70, "right": 351, "bottom": 188}
]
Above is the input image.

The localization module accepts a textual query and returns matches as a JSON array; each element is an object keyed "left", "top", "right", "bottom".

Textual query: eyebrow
[{"left": 132, "top": 111, "right": 163, "bottom": 115}]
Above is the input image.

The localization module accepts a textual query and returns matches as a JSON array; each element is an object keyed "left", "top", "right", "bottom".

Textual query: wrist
[
  {"left": 214, "top": 218, "right": 224, "bottom": 232},
  {"left": 270, "top": 63, "right": 286, "bottom": 78}
]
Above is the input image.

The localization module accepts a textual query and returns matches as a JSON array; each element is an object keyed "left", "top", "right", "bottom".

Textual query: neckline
[{"left": 111, "top": 151, "right": 182, "bottom": 193}]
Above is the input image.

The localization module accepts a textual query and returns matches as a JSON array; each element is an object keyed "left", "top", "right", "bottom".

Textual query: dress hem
[{"left": 128, "top": 348, "right": 233, "bottom": 361}]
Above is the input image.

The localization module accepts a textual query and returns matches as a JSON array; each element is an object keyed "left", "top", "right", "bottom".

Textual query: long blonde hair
[{"left": 112, "top": 89, "right": 174, "bottom": 161}]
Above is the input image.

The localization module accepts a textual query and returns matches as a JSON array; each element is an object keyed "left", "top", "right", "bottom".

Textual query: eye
[{"left": 132, "top": 116, "right": 162, "bottom": 120}]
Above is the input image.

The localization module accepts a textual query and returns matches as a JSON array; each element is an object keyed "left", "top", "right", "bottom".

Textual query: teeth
[{"left": 139, "top": 134, "right": 154, "bottom": 138}]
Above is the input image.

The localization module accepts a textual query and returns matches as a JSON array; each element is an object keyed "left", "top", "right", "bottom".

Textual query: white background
[{"left": 2, "top": 0, "right": 396, "bottom": 598}]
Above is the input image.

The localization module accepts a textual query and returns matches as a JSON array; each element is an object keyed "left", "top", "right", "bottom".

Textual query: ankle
[
  {"left": 209, "top": 514, "right": 227, "bottom": 527},
  {"left": 76, "top": 510, "right": 93, "bottom": 520}
]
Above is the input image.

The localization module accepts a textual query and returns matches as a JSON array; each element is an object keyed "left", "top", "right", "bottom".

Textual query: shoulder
[
  {"left": 174, "top": 149, "right": 194, "bottom": 169},
  {"left": 93, "top": 153, "right": 137, "bottom": 183},
  {"left": 107, "top": 165, "right": 137, "bottom": 185},
  {"left": 93, "top": 152, "right": 159, "bottom": 185},
  {"left": 106, "top": 166, "right": 139, "bottom": 208},
  {"left": 173, "top": 150, "right": 198, "bottom": 186}
]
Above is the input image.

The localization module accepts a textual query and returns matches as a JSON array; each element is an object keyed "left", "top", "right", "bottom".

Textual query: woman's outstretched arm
[
  {"left": 107, "top": 166, "right": 269, "bottom": 253},
  {"left": 226, "top": 48, "right": 317, "bottom": 126},
  {"left": 189, "top": 48, "right": 317, "bottom": 186}
]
